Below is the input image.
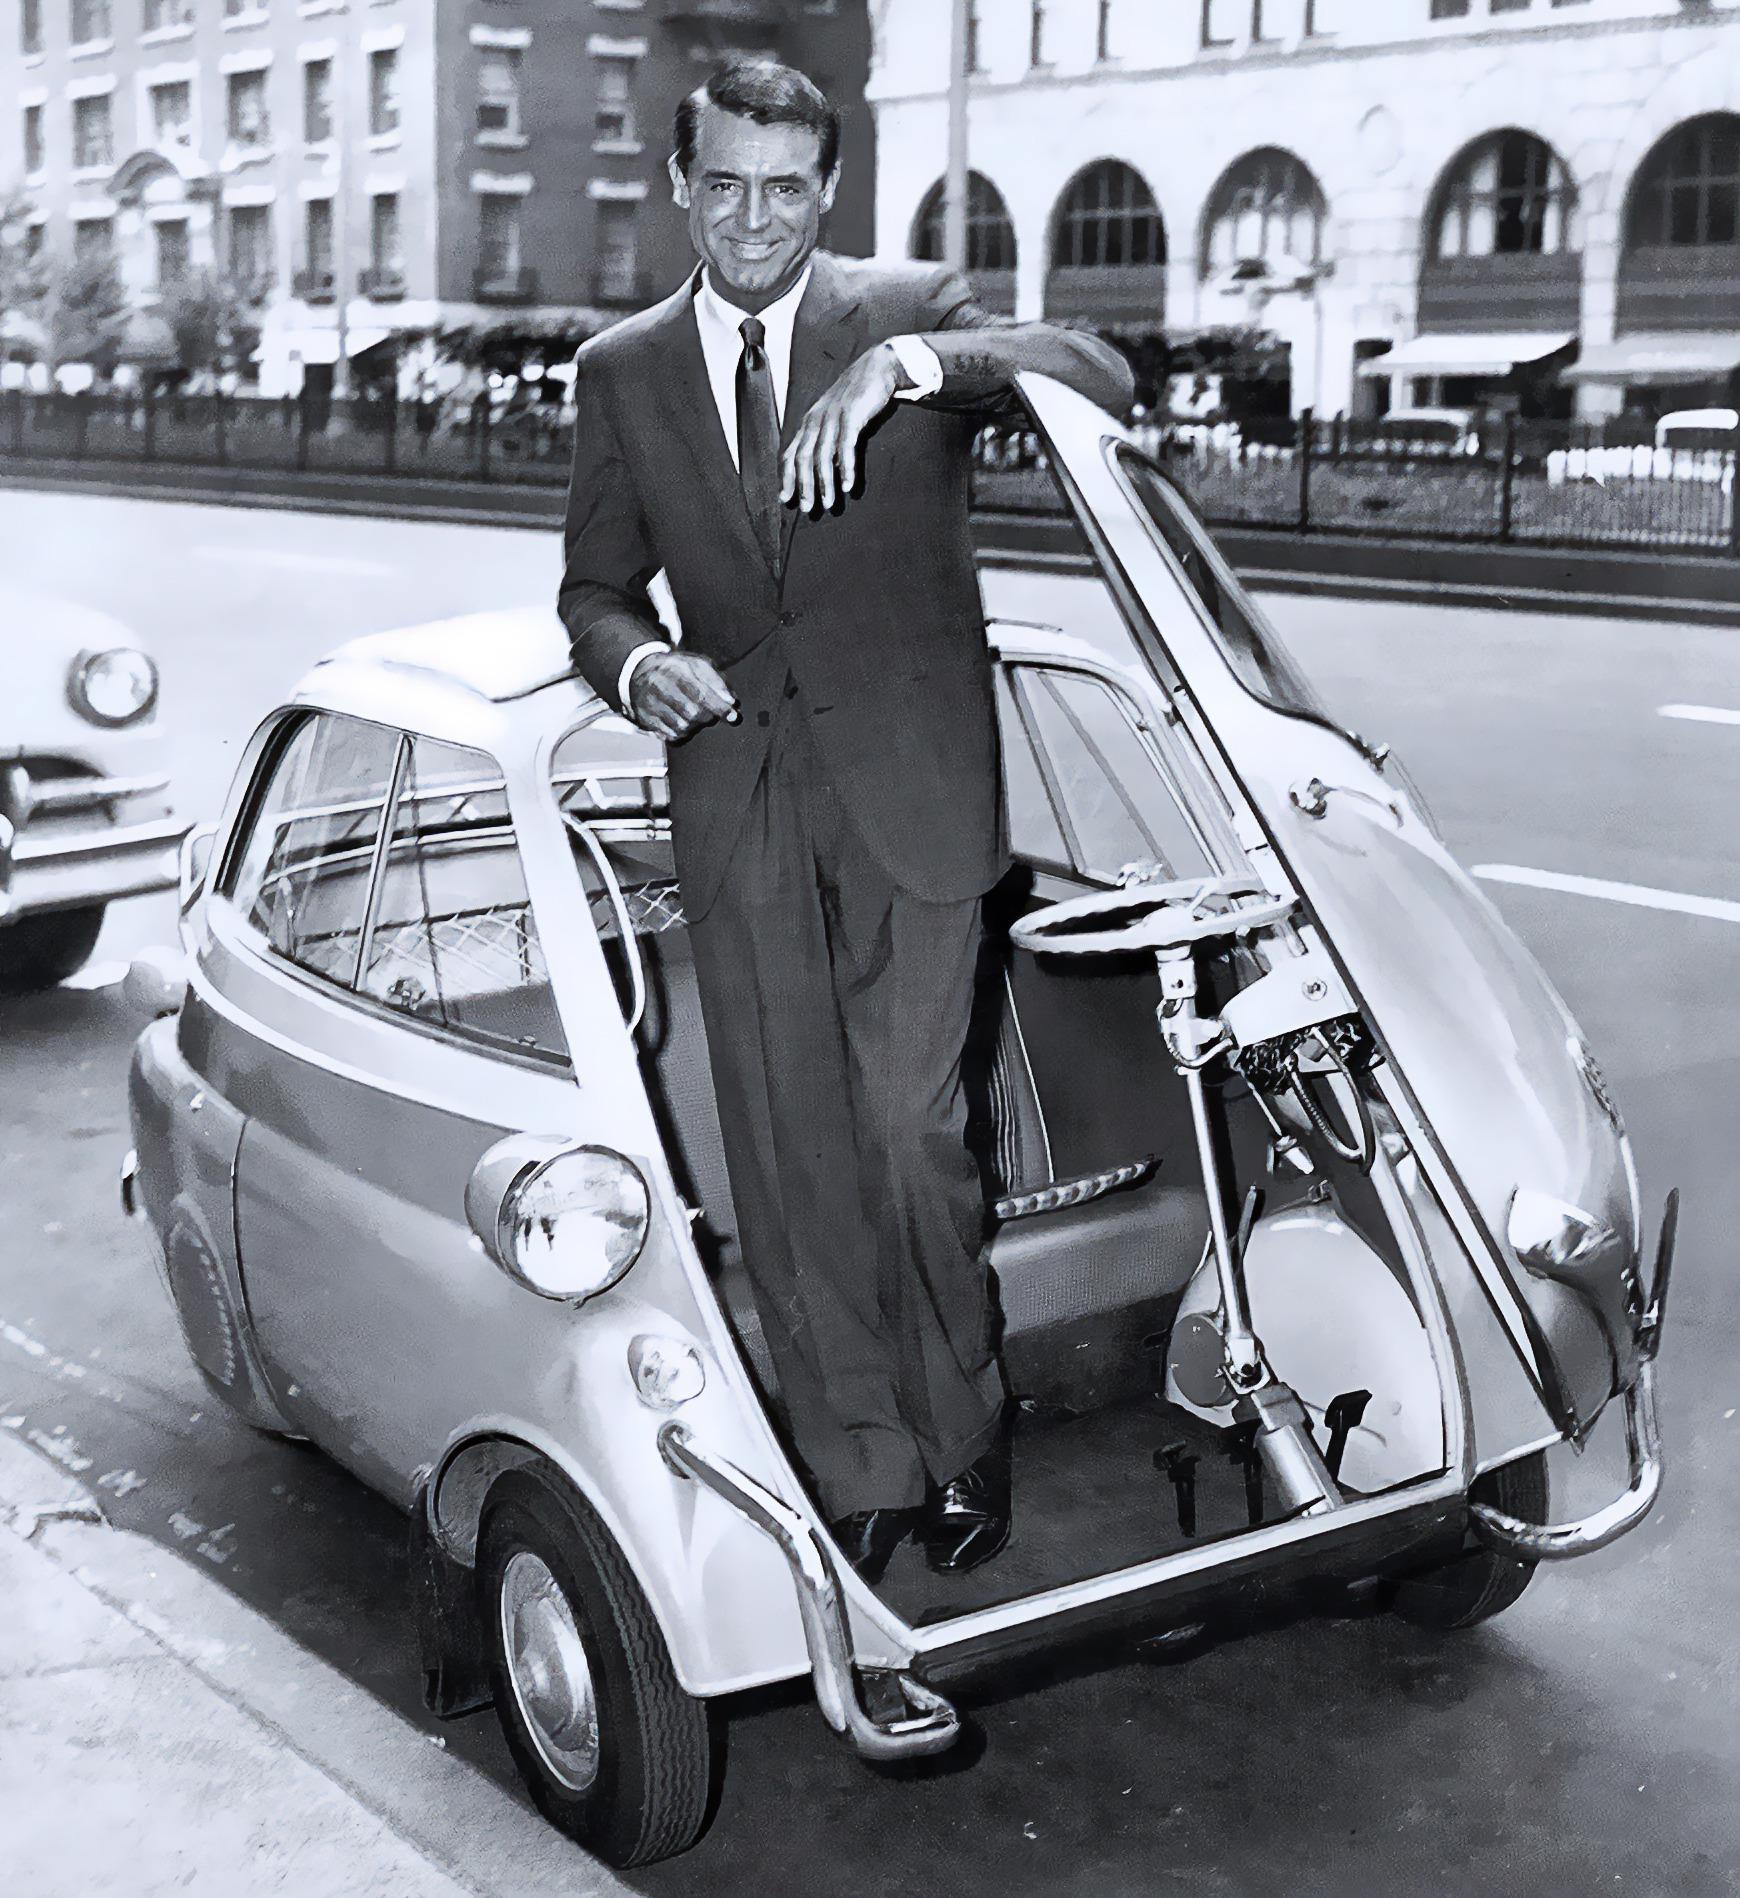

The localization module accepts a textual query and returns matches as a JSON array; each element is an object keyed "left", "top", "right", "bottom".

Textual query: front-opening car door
[
  {"left": 211, "top": 718, "right": 588, "bottom": 1499},
  {"left": 1018, "top": 373, "right": 1641, "bottom": 1439}
]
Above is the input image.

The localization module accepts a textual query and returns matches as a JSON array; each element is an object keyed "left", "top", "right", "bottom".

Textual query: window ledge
[
  {"left": 591, "top": 137, "right": 643, "bottom": 157},
  {"left": 366, "top": 131, "right": 402, "bottom": 151},
  {"left": 70, "top": 164, "right": 115, "bottom": 184},
  {"left": 222, "top": 142, "right": 276, "bottom": 168},
  {"left": 23, "top": 168, "right": 47, "bottom": 188},
  {"left": 303, "top": 137, "right": 337, "bottom": 155},
  {"left": 70, "top": 38, "right": 117, "bottom": 59},
  {"left": 298, "top": 0, "right": 347, "bottom": 16},
  {"left": 223, "top": 9, "right": 271, "bottom": 26},
  {"left": 140, "top": 24, "right": 195, "bottom": 45},
  {"left": 475, "top": 129, "right": 529, "bottom": 150}
]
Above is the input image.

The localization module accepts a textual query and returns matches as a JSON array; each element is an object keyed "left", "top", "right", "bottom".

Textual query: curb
[{"left": 0, "top": 1427, "right": 627, "bottom": 1897}]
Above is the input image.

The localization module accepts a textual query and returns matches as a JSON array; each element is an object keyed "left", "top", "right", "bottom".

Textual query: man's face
[{"left": 670, "top": 102, "right": 838, "bottom": 311}]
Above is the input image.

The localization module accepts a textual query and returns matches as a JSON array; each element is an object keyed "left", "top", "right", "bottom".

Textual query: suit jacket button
[{"left": 778, "top": 610, "right": 797, "bottom": 627}]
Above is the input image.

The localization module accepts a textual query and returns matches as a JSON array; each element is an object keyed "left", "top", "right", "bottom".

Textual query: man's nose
[{"left": 742, "top": 184, "right": 772, "bottom": 231}]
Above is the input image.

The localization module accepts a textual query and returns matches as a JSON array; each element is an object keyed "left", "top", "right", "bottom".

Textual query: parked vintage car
[
  {"left": 1, "top": 587, "right": 187, "bottom": 992},
  {"left": 123, "top": 374, "right": 1673, "bottom": 1868}
]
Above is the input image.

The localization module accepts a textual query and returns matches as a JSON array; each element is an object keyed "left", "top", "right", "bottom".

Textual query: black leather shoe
[
  {"left": 922, "top": 1439, "right": 1012, "bottom": 1575},
  {"left": 827, "top": 1507, "right": 919, "bottom": 1585}
]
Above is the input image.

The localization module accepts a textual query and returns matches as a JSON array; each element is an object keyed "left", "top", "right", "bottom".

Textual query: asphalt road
[{"left": 2, "top": 489, "right": 1737, "bottom": 1898}]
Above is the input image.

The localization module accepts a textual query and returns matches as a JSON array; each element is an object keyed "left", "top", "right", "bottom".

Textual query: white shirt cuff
[
  {"left": 617, "top": 640, "right": 671, "bottom": 714},
  {"left": 888, "top": 334, "right": 944, "bottom": 402}
]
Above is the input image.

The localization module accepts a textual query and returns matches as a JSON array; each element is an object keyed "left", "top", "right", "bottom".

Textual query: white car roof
[{"left": 301, "top": 607, "right": 578, "bottom": 705}]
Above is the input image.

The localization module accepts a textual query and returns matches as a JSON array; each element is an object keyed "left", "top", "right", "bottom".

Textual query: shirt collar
[{"left": 696, "top": 262, "right": 813, "bottom": 349}]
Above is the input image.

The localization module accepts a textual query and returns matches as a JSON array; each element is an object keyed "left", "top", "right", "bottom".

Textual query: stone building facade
[
  {"left": 869, "top": 0, "right": 1740, "bottom": 420},
  {"left": 1, "top": 0, "right": 872, "bottom": 395}
]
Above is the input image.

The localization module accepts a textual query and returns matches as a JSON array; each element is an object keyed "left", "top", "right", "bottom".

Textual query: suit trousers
[{"left": 685, "top": 681, "right": 1006, "bottom": 1516}]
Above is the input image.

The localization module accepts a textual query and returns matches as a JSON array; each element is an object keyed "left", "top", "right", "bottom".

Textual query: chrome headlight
[
  {"left": 468, "top": 1138, "right": 650, "bottom": 1303},
  {"left": 68, "top": 647, "right": 159, "bottom": 727},
  {"left": 1507, "top": 1188, "right": 1617, "bottom": 1277}
]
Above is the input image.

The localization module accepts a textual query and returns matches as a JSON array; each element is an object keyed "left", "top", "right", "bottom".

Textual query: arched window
[
  {"left": 1430, "top": 130, "right": 1578, "bottom": 259},
  {"left": 1626, "top": 114, "right": 1740, "bottom": 250},
  {"left": 1051, "top": 160, "right": 1165, "bottom": 271},
  {"left": 1201, "top": 148, "right": 1326, "bottom": 278},
  {"left": 910, "top": 172, "right": 1018, "bottom": 274}
]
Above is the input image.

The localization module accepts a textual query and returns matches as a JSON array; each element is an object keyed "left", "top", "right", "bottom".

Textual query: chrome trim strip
[
  {"left": 1471, "top": 1360, "right": 1663, "bottom": 1561},
  {"left": 12, "top": 816, "right": 188, "bottom": 865},
  {"left": 657, "top": 1423, "right": 960, "bottom": 1760},
  {"left": 18, "top": 773, "right": 171, "bottom": 818}
]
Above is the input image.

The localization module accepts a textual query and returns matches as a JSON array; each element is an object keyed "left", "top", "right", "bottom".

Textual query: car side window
[
  {"left": 221, "top": 711, "right": 400, "bottom": 985},
  {"left": 358, "top": 736, "right": 568, "bottom": 1065},
  {"left": 1003, "top": 664, "right": 1211, "bottom": 887}
]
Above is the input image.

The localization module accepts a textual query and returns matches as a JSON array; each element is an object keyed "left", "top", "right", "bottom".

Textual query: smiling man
[{"left": 557, "top": 61, "right": 1132, "bottom": 1583}]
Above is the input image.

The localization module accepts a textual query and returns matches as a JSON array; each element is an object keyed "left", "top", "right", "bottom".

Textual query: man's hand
[
  {"left": 781, "top": 341, "right": 904, "bottom": 515},
  {"left": 628, "top": 651, "right": 739, "bottom": 743}
]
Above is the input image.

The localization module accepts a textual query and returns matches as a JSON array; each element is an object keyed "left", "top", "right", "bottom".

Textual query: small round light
[
  {"left": 69, "top": 648, "right": 159, "bottom": 727},
  {"left": 501, "top": 1145, "right": 650, "bottom": 1302},
  {"left": 628, "top": 1334, "right": 707, "bottom": 1411}
]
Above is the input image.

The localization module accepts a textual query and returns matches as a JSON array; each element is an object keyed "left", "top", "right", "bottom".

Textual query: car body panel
[{"left": 1020, "top": 371, "right": 1640, "bottom": 1439}]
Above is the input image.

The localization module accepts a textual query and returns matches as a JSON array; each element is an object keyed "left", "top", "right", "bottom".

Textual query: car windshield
[{"left": 1108, "top": 445, "right": 1326, "bottom": 723}]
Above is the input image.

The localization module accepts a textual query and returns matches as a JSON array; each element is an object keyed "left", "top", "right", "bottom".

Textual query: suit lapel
[
  {"left": 778, "top": 253, "right": 866, "bottom": 577},
  {"left": 647, "top": 270, "right": 769, "bottom": 583}
]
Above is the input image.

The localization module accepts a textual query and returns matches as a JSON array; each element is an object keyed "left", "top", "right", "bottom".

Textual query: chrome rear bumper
[
  {"left": 658, "top": 1422, "right": 960, "bottom": 1760},
  {"left": 1471, "top": 1358, "right": 1663, "bottom": 1561}
]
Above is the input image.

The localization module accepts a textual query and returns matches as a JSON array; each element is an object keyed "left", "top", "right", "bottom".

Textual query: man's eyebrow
[{"left": 699, "top": 166, "right": 812, "bottom": 187}]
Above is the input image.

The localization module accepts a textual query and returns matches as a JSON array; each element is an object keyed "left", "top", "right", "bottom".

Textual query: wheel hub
[{"left": 500, "top": 1549, "right": 600, "bottom": 1792}]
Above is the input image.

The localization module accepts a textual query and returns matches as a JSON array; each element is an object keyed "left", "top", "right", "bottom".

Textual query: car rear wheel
[
  {"left": 479, "top": 1467, "right": 716, "bottom": 1868},
  {"left": 1390, "top": 1450, "right": 1549, "bottom": 1631},
  {"left": 0, "top": 903, "right": 107, "bottom": 994}
]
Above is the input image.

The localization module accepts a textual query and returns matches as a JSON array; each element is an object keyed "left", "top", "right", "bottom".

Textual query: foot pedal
[
  {"left": 1155, "top": 1440, "right": 1199, "bottom": 1537},
  {"left": 1322, "top": 1389, "right": 1372, "bottom": 1482}
]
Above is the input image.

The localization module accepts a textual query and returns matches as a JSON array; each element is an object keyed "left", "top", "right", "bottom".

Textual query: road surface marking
[
  {"left": 1659, "top": 703, "right": 1740, "bottom": 726},
  {"left": 190, "top": 544, "right": 395, "bottom": 578},
  {"left": 1474, "top": 863, "right": 1740, "bottom": 924}
]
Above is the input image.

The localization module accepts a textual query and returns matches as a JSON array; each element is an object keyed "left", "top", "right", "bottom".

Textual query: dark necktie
[{"left": 735, "top": 315, "right": 783, "bottom": 575}]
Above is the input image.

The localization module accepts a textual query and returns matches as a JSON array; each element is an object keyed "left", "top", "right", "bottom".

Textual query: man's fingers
[
  {"left": 837, "top": 402, "right": 866, "bottom": 498},
  {"left": 815, "top": 411, "right": 840, "bottom": 512}
]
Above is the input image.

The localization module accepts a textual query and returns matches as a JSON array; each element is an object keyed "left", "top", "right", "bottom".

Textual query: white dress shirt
[{"left": 615, "top": 267, "right": 946, "bottom": 710}]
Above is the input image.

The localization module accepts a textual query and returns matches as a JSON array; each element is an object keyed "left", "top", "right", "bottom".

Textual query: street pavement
[{"left": 1, "top": 488, "right": 1737, "bottom": 1897}]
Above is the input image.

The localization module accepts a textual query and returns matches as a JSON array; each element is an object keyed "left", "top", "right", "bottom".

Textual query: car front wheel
[
  {"left": 0, "top": 903, "right": 107, "bottom": 994},
  {"left": 1389, "top": 1450, "right": 1549, "bottom": 1631},
  {"left": 479, "top": 1467, "right": 716, "bottom": 1868}
]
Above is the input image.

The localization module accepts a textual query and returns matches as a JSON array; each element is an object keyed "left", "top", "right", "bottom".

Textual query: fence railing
[{"left": 3, "top": 390, "right": 1736, "bottom": 554}]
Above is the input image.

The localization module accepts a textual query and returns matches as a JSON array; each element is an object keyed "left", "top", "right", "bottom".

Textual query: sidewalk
[{"left": 0, "top": 1431, "right": 625, "bottom": 1898}]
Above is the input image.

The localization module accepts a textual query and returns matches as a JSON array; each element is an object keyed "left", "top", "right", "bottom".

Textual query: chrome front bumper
[
  {"left": 1472, "top": 1357, "right": 1664, "bottom": 1561},
  {"left": 658, "top": 1422, "right": 961, "bottom": 1761},
  {"left": 0, "top": 765, "right": 186, "bottom": 919}
]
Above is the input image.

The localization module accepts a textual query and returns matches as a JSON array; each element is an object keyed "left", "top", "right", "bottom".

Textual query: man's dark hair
[{"left": 672, "top": 60, "right": 840, "bottom": 180}]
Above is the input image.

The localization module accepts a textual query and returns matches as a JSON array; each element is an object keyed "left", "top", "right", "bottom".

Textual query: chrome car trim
[
  {"left": 1471, "top": 1359, "right": 1663, "bottom": 1561},
  {"left": 11, "top": 815, "right": 187, "bottom": 865},
  {"left": 657, "top": 1423, "right": 961, "bottom": 1760},
  {"left": 10, "top": 771, "right": 171, "bottom": 819}
]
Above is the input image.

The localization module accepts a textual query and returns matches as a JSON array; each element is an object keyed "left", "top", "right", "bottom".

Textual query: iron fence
[{"left": 3, "top": 389, "right": 1736, "bottom": 554}]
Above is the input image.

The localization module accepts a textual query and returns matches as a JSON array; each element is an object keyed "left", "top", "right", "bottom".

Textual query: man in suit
[{"left": 558, "top": 60, "right": 1132, "bottom": 1582}]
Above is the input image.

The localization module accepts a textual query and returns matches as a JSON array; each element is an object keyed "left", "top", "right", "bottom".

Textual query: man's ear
[
  {"left": 668, "top": 153, "right": 690, "bottom": 210},
  {"left": 819, "top": 166, "right": 839, "bottom": 216}
]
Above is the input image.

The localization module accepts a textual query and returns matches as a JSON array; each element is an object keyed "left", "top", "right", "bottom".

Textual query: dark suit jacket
[{"left": 556, "top": 250, "right": 1133, "bottom": 919}]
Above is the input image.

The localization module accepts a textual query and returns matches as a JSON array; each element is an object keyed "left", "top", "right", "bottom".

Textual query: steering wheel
[{"left": 1009, "top": 872, "right": 1296, "bottom": 958}]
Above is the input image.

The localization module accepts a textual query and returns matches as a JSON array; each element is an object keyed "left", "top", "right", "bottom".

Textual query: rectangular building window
[
  {"left": 368, "top": 47, "right": 400, "bottom": 137},
  {"left": 304, "top": 58, "right": 333, "bottom": 143},
  {"left": 1200, "top": 0, "right": 1236, "bottom": 48},
  {"left": 1252, "top": 0, "right": 1276, "bottom": 38},
  {"left": 479, "top": 195, "right": 522, "bottom": 281},
  {"left": 1304, "top": 0, "right": 1328, "bottom": 32},
  {"left": 74, "top": 217, "right": 115, "bottom": 263},
  {"left": 154, "top": 218, "right": 190, "bottom": 289},
  {"left": 151, "top": 79, "right": 193, "bottom": 147},
  {"left": 370, "top": 192, "right": 401, "bottom": 271},
  {"left": 965, "top": 0, "right": 981, "bottom": 72},
  {"left": 228, "top": 68, "right": 270, "bottom": 146},
  {"left": 1029, "top": 0, "right": 1048, "bottom": 66},
  {"left": 595, "top": 197, "right": 639, "bottom": 301},
  {"left": 21, "top": 0, "right": 43, "bottom": 57},
  {"left": 1429, "top": 0, "right": 1470, "bottom": 16},
  {"left": 73, "top": 94, "right": 114, "bottom": 169},
  {"left": 1097, "top": 0, "right": 1113, "bottom": 60},
  {"left": 224, "top": 0, "right": 261, "bottom": 14},
  {"left": 71, "top": 0, "right": 112, "bottom": 44},
  {"left": 477, "top": 47, "right": 523, "bottom": 138},
  {"left": 1489, "top": 0, "right": 1530, "bottom": 11},
  {"left": 304, "top": 196, "right": 333, "bottom": 277},
  {"left": 144, "top": 0, "right": 196, "bottom": 29},
  {"left": 593, "top": 55, "right": 635, "bottom": 144},
  {"left": 23, "top": 102, "right": 44, "bottom": 174},
  {"left": 227, "top": 201, "right": 271, "bottom": 286}
]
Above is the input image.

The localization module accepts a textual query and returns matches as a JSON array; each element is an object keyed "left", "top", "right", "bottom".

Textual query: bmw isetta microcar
[{"left": 124, "top": 377, "right": 1673, "bottom": 1868}]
